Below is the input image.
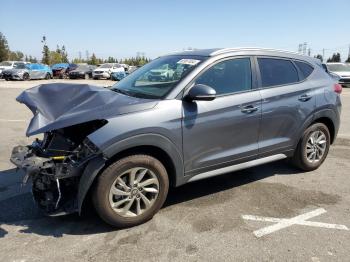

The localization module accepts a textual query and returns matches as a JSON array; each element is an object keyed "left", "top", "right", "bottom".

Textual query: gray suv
[{"left": 10, "top": 48, "right": 342, "bottom": 227}]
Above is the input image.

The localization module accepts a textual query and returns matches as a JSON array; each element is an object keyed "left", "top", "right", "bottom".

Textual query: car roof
[{"left": 167, "top": 47, "right": 317, "bottom": 63}]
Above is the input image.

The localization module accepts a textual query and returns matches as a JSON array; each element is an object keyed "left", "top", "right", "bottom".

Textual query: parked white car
[
  {"left": 0, "top": 61, "right": 29, "bottom": 77},
  {"left": 92, "top": 63, "right": 125, "bottom": 79},
  {"left": 326, "top": 62, "right": 350, "bottom": 88}
]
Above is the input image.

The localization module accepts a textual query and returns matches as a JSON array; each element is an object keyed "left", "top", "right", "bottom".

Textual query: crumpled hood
[{"left": 16, "top": 83, "right": 158, "bottom": 136}]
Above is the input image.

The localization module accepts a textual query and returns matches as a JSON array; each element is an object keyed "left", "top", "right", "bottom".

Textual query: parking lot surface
[{"left": 0, "top": 79, "right": 349, "bottom": 262}]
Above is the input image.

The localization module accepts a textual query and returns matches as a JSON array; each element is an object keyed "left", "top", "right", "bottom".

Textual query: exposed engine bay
[{"left": 10, "top": 120, "right": 107, "bottom": 215}]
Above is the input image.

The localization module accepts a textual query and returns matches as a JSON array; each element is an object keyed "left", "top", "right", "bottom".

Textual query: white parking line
[
  {"left": 0, "top": 119, "right": 27, "bottom": 122},
  {"left": 242, "top": 208, "right": 349, "bottom": 238}
]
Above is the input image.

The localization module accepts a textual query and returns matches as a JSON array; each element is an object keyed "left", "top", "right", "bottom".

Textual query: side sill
[{"left": 187, "top": 154, "right": 287, "bottom": 183}]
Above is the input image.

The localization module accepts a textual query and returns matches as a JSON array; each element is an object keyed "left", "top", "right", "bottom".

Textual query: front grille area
[
  {"left": 94, "top": 71, "right": 103, "bottom": 74},
  {"left": 339, "top": 78, "right": 350, "bottom": 83}
]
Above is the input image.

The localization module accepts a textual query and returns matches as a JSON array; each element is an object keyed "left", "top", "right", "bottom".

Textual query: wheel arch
[{"left": 77, "top": 134, "right": 184, "bottom": 214}]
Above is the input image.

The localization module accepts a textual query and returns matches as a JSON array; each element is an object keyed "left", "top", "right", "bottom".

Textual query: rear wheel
[
  {"left": 45, "top": 73, "right": 50, "bottom": 80},
  {"left": 93, "top": 155, "right": 169, "bottom": 228},
  {"left": 292, "top": 123, "right": 330, "bottom": 171}
]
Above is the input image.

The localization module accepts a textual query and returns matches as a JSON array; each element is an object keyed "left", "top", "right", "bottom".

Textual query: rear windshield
[
  {"left": 327, "top": 64, "right": 350, "bottom": 72},
  {"left": 0, "top": 61, "right": 12, "bottom": 66}
]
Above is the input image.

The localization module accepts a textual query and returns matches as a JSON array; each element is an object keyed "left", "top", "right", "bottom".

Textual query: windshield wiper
[{"left": 111, "top": 88, "right": 134, "bottom": 97}]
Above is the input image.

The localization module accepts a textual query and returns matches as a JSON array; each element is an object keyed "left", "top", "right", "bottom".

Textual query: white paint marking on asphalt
[
  {"left": 0, "top": 119, "right": 27, "bottom": 122},
  {"left": 242, "top": 208, "right": 349, "bottom": 238}
]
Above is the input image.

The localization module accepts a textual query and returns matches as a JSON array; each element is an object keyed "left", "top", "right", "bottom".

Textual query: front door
[{"left": 182, "top": 57, "right": 261, "bottom": 175}]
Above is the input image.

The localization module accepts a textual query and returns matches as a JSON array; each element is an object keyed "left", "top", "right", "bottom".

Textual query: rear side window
[
  {"left": 196, "top": 58, "right": 252, "bottom": 95},
  {"left": 258, "top": 58, "right": 299, "bottom": 87},
  {"left": 294, "top": 60, "right": 314, "bottom": 80}
]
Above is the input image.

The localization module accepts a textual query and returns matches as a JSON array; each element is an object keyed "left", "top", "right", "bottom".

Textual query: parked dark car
[
  {"left": 2, "top": 63, "right": 52, "bottom": 80},
  {"left": 51, "top": 63, "right": 68, "bottom": 78},
  {"left": 51, "top": 63, "right": 78, "bottom": 78},
  {"left": 68, "top": 65, "right": 96, "bottom": 79},
  {"left": 11, "top": 48, "right": 341, "bottom": 228}
]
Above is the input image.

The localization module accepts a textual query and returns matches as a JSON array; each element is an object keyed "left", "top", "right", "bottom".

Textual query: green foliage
[
  {"left": 8, "top": 51, "right": 24, "bottom": 61},
  {"left": 0, "top": 32, "right": 10, "bottom": 62},
  {"left": 327, "top": 53, "right": 341, "bottom": 63},
  {"left": 41, "top": 36, "right": 50, "bottom": 65}
]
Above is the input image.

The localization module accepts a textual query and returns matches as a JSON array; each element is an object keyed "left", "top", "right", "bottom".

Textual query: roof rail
[{"left": 210, "top": 47, "right": 301, "bottom": 56}]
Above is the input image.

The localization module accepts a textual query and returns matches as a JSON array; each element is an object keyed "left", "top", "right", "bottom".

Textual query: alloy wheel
[
  {"left": 305, "top": 130, "right": 327, "bottom": 163},
  {"left": 108, "top": 167, "right": 160, "bottom": 217}
]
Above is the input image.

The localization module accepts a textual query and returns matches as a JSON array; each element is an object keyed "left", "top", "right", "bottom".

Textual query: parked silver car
[
  {"left": 325, "top": 62, "right": 350, "bottom": 88},
  {"left": 2, "top": 63, "right": 53, "bottom": 80}
]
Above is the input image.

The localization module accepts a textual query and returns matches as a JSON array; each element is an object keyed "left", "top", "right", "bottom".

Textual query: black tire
[
  {"left": 292, "top": 123, "right": 330, "bottom": 171},
  {"left": 45, "top": 73, "right": 50, "bottom": 80},
  {"left": 93, "top": 155, "right": 169, "bottom": 228},
  {"left": 22, "top": 73, "right": 30, "bottom": 81}
]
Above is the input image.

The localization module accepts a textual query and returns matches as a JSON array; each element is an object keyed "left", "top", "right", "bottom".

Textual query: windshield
[
  {"left": 0, "top": 61, "right": 12, "bottom": 66},
  {"left": 99, "top": 64, "right": 113, "bottom": 68},
  {"left": 76, "top": 65, "right": 89, "bottom": 70},
  {"left": 327, "top": 63, "right": 350, "bottom": 72},
  {"left": 13, "top": 63, "right": 26, "bottom": 69},
  {"left": 111, "top": 55, "right": 203, "bottom": 99}
]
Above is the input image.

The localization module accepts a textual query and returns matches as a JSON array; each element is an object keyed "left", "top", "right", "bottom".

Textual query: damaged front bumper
[{"left": 10, "top": 138, "right": 102, "bottom": 216}]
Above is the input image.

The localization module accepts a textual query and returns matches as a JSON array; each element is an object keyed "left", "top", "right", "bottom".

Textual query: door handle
[
  {"left": 298, "top": 94, "right": 312, "bottom": 102},
  {"left": 240, "top": 105, "right": 259, "bottom": 113}
]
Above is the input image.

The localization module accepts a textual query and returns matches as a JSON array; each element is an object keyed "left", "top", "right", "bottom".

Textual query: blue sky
[{"left": 0, "top": 0, "right": 349, "bottom": 61}]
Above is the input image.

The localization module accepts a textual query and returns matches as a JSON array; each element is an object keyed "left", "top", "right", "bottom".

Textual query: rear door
[
  {"left": 257, "top": 57, "right": 316, "bottom": 156},
  {"left": 29, "top": 64, "right": 40, "bottom": 79},
  {"left": 182, "top": 57, "right": 261, "bottom": 175}
]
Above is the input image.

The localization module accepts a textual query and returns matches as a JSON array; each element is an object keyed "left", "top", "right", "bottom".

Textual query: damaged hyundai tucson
[{"left": 10, "top": 48, "right": 341, "bottom": 228}]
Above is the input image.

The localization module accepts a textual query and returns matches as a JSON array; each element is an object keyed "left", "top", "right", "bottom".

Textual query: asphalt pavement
[{"left": 0, "top": 79, "right": 349, "bottom": 262}]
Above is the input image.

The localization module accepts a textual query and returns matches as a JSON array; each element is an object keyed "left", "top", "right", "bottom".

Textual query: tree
[
  {"left": 8, "top": 51, "right": 24, "bottom": 61},
  {"left": 0, "top": 32, "right": 10, "bottom": 62},
  {"left": 314, "top": 54, "right": 323, "bottom": 62},
  {"left": 90, "top": 53, "right": 98, "bottom": 65},
  {"left": 327, "top": 53, "right": 341, "bottom": 63},
  {"left": 61, "top": 45, "right": 68, "bottom": 63},
  {"left": 41, "top": 36, "right": 50, "bottom": 65}
]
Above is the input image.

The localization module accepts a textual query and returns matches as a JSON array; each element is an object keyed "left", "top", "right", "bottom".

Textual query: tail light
[{"left": 334, "top": 83, "right": 342, "bottom": 94}]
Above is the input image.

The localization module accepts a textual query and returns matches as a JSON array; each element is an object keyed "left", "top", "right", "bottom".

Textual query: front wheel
[
  {"left": 22, "top": 73, "right": 30, "bottom": 81},
  {"left": 93, "top": 155, "right": 169, "bottom": 228},
  {"left": 45, "top": 73, "right": 51, "bottom": 80},
  {"left": 292, "top": 123, "right": 330, "bottom": 171}
]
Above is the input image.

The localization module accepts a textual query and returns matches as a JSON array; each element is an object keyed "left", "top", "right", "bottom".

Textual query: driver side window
[{"left": 195, "top": 58, "right": 252, "bottom": 95}]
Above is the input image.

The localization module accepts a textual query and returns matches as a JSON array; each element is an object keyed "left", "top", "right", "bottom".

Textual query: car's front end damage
[
  {"left": 10, "top": 120, "right": 106, "bottom": 215},
  {"left": 10, "top": 83, "right": 158, "bottom": 216}
]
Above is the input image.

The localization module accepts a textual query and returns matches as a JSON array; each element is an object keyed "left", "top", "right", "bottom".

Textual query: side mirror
[{"left": 185, "top": 84, "right": 216, "bottom": 101}]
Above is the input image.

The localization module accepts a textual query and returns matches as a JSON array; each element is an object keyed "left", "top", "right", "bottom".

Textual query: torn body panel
[
  {"left": 10, "top": 116, "right": 108, "bottom": 215},
  {"left": 16, "top": 83, "right": 158, "bottom": 136}
]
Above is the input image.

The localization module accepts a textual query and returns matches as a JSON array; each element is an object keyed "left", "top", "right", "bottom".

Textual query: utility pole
[
  {"left": 308, "top": 48, "right": 311, "bottom": 56},
  {"left": 322, "top": 49, "right": 325, "bottom": 60},
  {"left": 298, "top": 44, "right": 303, "bottom": 53},
  {"left": 302, "top": 42, "right": 307, "bottom": 55}
]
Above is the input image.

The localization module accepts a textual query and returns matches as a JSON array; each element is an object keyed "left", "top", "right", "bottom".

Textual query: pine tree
[
  {"left": 41, "top": 36, "right": 50, "bottom": 65},
  {"left": 0, "top": 32, "right": 9, "bottom": 62}
]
